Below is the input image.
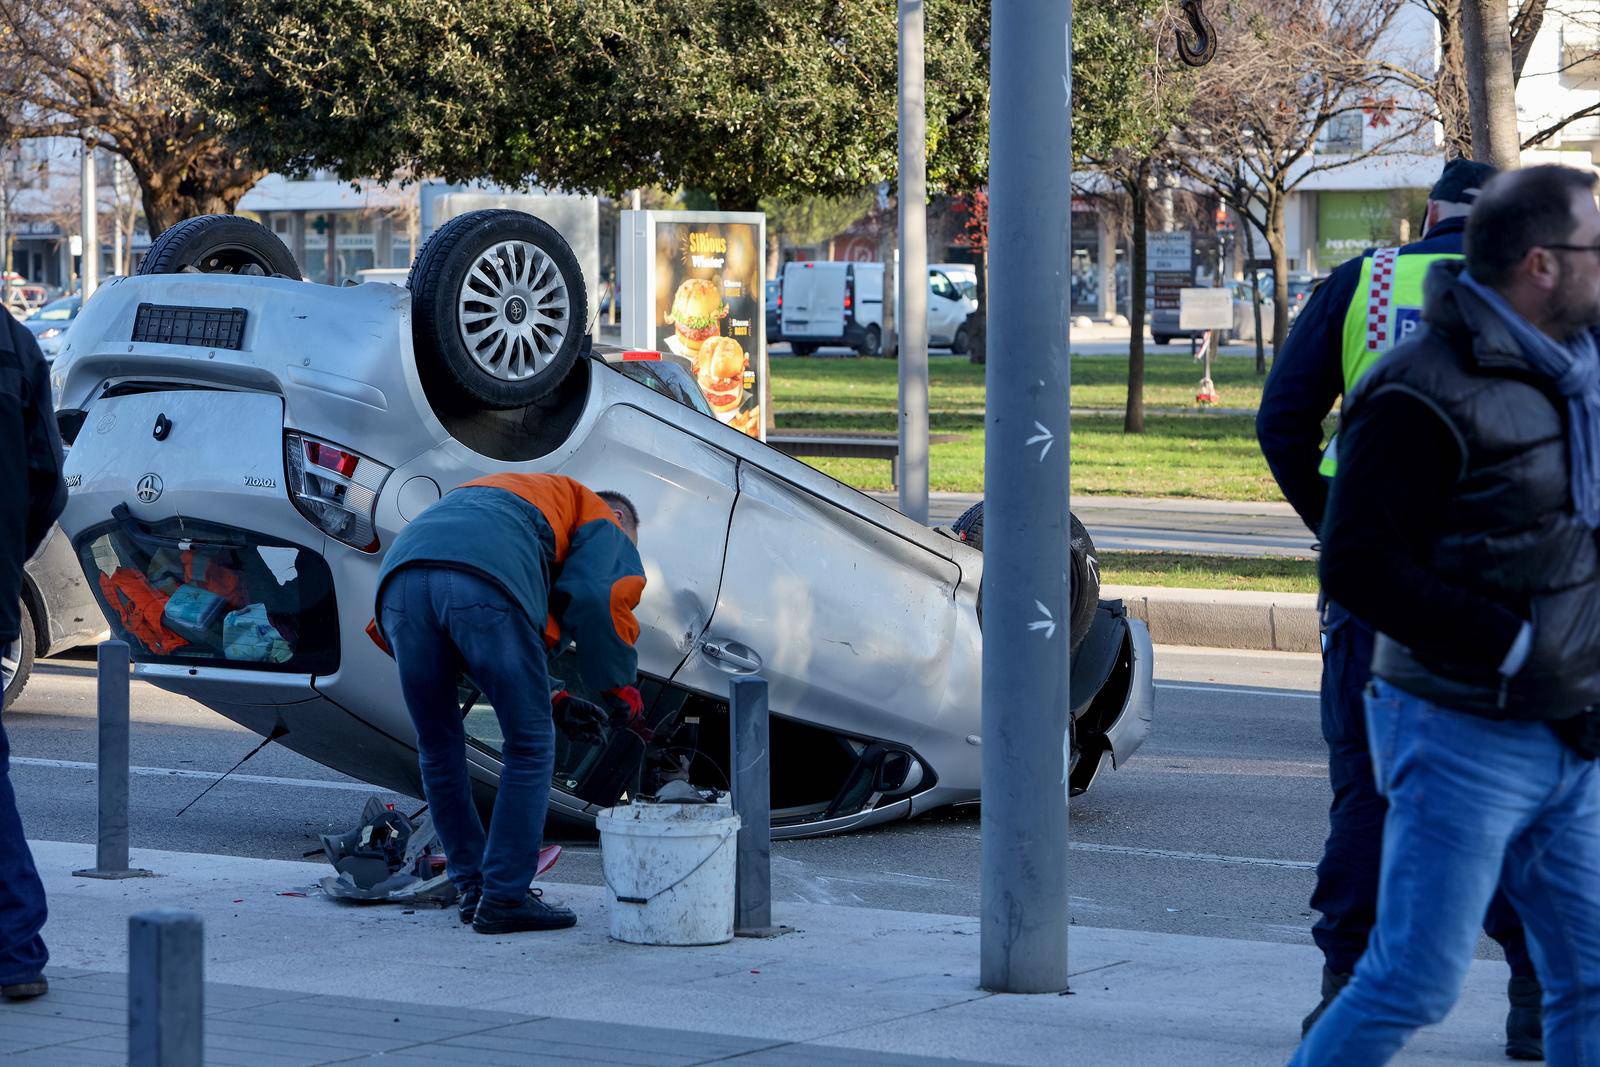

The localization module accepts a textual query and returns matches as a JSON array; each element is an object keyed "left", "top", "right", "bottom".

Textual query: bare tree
[
  {"left": 106, "top": 153, "right": 142, "bottom": 275},
  {"left": 1175, "top": 0, "right": 1423, "bottom": 364},
  {"left": 1399, "top": 2, "right": 1600, "bottom": 157},
  {"left": 0, "top": 136, "right": 25, "bottom": 302},
  {"left": 0, "top": 0, "right": 265, "bottom": 237}
]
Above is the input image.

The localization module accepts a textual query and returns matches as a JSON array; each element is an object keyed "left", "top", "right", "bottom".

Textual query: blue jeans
[
  {"left": 1293, "top": 679, "right": 1600, "bottom": 1066},
  {"left": 0, "top": 699, "right": 49, "bottom": 984},
  {"left": 380, "top": 566, "right": 554, "bottom": 905},
  {"left": 1311, "top": 602, "right": 1532, "bottom": 977}
]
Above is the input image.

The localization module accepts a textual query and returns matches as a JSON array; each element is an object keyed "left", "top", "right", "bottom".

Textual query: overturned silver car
[{"left": 49, "top": 211, "right": 1151, "bottom": 838}]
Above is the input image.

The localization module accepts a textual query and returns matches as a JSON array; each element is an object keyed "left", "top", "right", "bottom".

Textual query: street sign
[
  {"left": 1147, "top": 231, "right": 1192, "bottom": 272},
  {"left": 1180, "top": 287, "right": 1233, "bottom": 330},
  {"left": 1147, "top": 231, "right": 1194, "bottom": 314}
]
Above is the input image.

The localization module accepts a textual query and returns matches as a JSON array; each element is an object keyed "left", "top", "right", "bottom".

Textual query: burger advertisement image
[{"left": 620, "top": 210, "right": 766, "bottom": 440}]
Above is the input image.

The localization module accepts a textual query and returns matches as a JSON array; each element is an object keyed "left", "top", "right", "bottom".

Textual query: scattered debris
[{"left": 318, "top": 796, "right": 456, "bottom": 907}]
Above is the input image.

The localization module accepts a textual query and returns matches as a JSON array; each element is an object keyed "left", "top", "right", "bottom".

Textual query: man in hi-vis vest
[{"left": 1258, "top": 159, "right": 1546, "bottom": 1061}]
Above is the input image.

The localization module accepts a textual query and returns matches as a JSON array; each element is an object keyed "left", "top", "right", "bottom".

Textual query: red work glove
[{"left": 603, "top": 685, "right": 651, "bottom": 742}]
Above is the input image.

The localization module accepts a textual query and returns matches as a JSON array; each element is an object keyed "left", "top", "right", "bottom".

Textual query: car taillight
[{"left": 284, "top": 432, "right": 391, "bottom": 552}]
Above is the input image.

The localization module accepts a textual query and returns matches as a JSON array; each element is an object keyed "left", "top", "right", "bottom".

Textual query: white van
[
  {"left": 781, "top": 261, "right": 885, "bottom": 355},
  {"left": 780, "top": 261, "right": 980, "bottom": 355}
]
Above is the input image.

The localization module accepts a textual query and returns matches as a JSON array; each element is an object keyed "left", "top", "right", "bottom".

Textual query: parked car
[
  {"left": 50, "top": 211, "right": 1151, "bottom": 838},
  {"left": 927, "top": 264, "right": 979, "bottom": 354},
  {"left": 24, "top": 295, "right": 83, "bottom": 360},
  {"left": 780, "top": 261, "right": 979, "bottom": 356},
  {"left": 1149, "top": 279, "right": 1276, "bottom": 345},
  {"left": 764, "top": 278, "right": 782, "bottom": 344},
  {"left": 1283, "top": 273, "right": 1320, "bottom": 324},
  {"left": 6, "top": 524, "right": 109, "bottom": 708}
]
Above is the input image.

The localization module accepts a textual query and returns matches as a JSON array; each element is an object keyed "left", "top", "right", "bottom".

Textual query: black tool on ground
[
  {"left": 175, "top": 722, "right": 288, "bottom": 816},
  {"left": 1175, "top": 0, "right": 1217, "bottom": 67}
]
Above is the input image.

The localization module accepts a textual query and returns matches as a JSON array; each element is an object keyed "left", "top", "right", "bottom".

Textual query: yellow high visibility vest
[{"left": 1319, "top": 248, "right": 1460, "bottom": 477}]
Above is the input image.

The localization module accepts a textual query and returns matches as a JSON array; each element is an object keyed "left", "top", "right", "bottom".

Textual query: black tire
[
  {"left": 951, "top": 324, "right": 971, "bottom": 356},
  {"left": 1152, "top": 333, "right": 1172, "bottom": 346},
  {"left": 408, "top": 209, "right": 587, "bottom": 410},
  {"left": 856, "top": 325, "right": 882, "bottom": 358},
  {"left": 139, "top": 215, "right": 301, "bottom": 279},
  {"left": 952, "top": 500, "right": 1101, "bottom": 652},
  {"left": 790, "top": 342, "right": 819, "bottom": 356},
  {"left": 3, "top": 599, "right": 37, "bottom": 710}
]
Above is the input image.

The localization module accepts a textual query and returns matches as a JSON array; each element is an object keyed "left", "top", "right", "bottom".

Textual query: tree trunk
[
  {"left": 137, "top": 156, "right": 266, "bottom": 238},
  {"left": 0, "top": 186, "right": 9, "bottom": 303},
  {"left": 1460, "top": 0, "right": 1521, "bottom": 168},
  {"left": 877, "top": 200, "right": 898, "bottom": 359},
  {"left": 1124, "top": 172, "right": 1149, "bottom": 434},
  {"left": 1266, "top": 195, "right": 1290, "bottom": 368},
  {"left": 968, "top": 249, "right": 987, "bottom": 364}
]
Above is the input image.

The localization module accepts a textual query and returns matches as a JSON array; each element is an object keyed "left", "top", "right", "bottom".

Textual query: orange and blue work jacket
[{"left": 372, "top": 473, "right": 645, "bottom": 692}]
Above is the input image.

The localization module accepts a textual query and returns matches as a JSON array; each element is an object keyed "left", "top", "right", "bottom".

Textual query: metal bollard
[
  {"left": 73, "top": 640, "right": 152, "bottom": 879},
  {"left": 129, "top": 909, "right": 204, "bottom": 1067},
  {"left": 729, "top": 676, "right": 790, "bottom": 938}
]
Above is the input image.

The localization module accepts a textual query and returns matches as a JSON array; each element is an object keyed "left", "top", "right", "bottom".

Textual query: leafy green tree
[
  {"left": 183, "top": 0, "right": 989, "bottom": 208},
  {"left": 761, "top": 192, "right": 876, "bottom": 261}
]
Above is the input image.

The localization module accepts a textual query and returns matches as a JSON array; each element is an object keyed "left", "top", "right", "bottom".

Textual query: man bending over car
[{"left": 372, "top": 473, "right": 644, "bottom": 935}]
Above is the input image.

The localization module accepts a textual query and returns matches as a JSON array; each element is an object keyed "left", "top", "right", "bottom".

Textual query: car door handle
[{"left": 701, "top": 640, "right": 761, "bottom": 673}]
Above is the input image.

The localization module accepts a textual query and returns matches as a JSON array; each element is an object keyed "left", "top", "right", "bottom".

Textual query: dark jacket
[
  {"left": 1257, "top": 217, "right": 1467, "bottom": 533},
  {"left": 375, "top": 473, "right": 645, "bottom": 693},
  {"left": 1321, "top": 259, "right": 1600, "bottom": 720},
  {"left": 1, "top": 315, "right": 67, "bottom": 644}
]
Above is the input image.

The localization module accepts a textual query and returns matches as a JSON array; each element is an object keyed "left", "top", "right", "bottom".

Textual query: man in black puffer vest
[{"left": 1292, "top": 165, "right": 1600, "bottom": 1066}]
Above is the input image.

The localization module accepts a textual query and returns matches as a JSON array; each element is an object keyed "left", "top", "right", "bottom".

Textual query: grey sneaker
[
  {"left": 2, "top": 977, "right": 48, "bottom": 1001},
  {"left": 1506, "top": 975, "right": 1544, "bottom": 1061},
  {"left": 1301, "top": 966, "right": 1351, "bottom": 1036},
  {"left": 472, "top": 889, "right": 577, "bottom": 935}
]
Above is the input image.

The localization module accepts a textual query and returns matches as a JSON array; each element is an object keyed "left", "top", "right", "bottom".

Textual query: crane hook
[{"left": 1175, "top": 0, "right": 1217, "bottom": 67}]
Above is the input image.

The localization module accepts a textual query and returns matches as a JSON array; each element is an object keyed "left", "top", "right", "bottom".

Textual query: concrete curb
[{"left": 1104, "top": 583, "right": 1319, "bottom": 654}]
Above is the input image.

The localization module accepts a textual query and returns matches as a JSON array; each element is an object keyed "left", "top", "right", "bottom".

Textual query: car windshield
[{"left": 33, "top": 297, "right": 78, "bottom": 321}]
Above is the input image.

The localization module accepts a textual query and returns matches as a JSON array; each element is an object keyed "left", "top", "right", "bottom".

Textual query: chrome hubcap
[{"left": 457, "top": 240, "right": 570, "bottom": 382}]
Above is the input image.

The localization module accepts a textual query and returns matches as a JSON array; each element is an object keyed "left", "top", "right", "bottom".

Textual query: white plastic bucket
[{"left": 595, "top": 801, "right": 742, "bottom": 946}]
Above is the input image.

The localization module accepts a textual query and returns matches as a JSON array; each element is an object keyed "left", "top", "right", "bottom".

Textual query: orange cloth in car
[{"left": 98, "top": 567, "right": 189, "bottom": 655}]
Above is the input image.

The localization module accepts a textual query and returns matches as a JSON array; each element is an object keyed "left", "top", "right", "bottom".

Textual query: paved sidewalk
[
  {"left": 6, "top": 840, "right": 1516, "bottom": 1066},
  {"left": 4, "top": 970, "right": 955, "bottom": 1066},
  {"left": 872, "top": 492, "right": 1315, "bottom": 558}
]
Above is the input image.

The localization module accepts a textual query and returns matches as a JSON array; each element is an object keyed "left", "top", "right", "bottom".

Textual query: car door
[
  {"left": 926, "top": 271, "right": 962, "bottom": 344},
  {"left": 670, "top": 462, "right": 962, "bottom": 753}
]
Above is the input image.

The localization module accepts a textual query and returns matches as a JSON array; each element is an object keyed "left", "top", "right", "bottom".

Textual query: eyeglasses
[{"left": 1543, "top": 243, "right": 1600, "bottom": 257}]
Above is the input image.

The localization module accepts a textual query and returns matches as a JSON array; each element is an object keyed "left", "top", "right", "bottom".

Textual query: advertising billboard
[{"left": 621, "top": 210, "right": 767, "bottom": 439}]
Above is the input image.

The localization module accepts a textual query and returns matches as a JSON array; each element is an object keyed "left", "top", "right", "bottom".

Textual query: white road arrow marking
[
  {"left": 1026, "top": 421, "right": 1055, "bottom": 461},
  {"left": 1029, "top": 600, "right": 1057, "bottom": 639}
]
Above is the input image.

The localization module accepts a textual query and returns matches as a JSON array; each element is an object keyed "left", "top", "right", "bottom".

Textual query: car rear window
[
  {"left": 612, "top": 360, "right": 716, "bottom": 418},
  {"left": 76, "top": 514, "right": 339, "bottom": 674}
]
